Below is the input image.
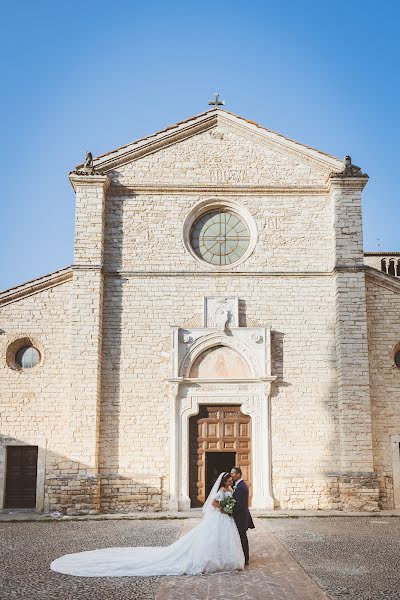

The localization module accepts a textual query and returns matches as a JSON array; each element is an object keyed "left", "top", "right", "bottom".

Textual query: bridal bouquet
[{"left": 220, "top": 496, "right": 236, "bottom": 515}]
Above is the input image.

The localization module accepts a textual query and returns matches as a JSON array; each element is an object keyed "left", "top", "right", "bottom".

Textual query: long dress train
[{"left": 50, "top": 490, "right": 244, "bottom": 577}]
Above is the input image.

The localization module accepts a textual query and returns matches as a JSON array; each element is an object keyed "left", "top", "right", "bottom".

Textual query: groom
[{"left": 231, "top": 467, "right": 255, "bottom": 565}]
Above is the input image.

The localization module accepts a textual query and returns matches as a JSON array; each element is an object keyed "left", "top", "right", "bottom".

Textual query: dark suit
[{"left": 232, "top": 480, "right": 255, "bottom": 563}]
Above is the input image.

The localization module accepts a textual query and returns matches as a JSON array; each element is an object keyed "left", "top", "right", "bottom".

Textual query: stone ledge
[{"left": 2, "top": 508, "right": 400, "bottom": 522}]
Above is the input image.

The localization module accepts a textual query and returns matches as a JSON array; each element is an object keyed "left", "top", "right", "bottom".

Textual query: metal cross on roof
[{"left": 208, "top": 93, "right": 225, "bottom": 107}]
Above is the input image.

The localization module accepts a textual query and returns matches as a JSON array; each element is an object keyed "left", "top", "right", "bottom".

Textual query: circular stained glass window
[
  {"left": 190, "top": 210, "right": 251, "bottom": 266},
  {"left": 15, "top": 346, "right": 41, "bottom": 369}
]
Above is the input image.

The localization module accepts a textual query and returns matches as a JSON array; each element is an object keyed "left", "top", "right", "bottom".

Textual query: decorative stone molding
[
  {"left": 172, "top": 327, "right": 272, "bottom": 380},
  {"left": 107, "top": 270, "right": 336, "bottom": 278},
  {"left": 168, "top": 296, "right": 276, "bottom": 511},
  {"left": 108, "top": 184, "right": 330, "bottom": 196},
  {"left": 330, "top": 155, "right": 368, "bottom": 179},
  {"left": 365, "top": 266, "right": 400, "bottom": 293},
  {"left": 0, "top": 267, "right": 73, "bottom": 307},
  {"left": 179, "top": 333, "right": 192, "bottom": 344},
  {"left": 328, "top": 170, "right": 369, "bottom": 192},
  {"left": 69, "top": 172, "right": 110, "bottom": 192},
  {"left": 84, "top": 109, "right": 343, "bottom": 174},
  {"left": 94, "top": 115, "right": 218, "bottom": 172},
  {"left": 204, "top": 296, "right": 238, "bottom": 328},
  {"left": 168, "top": 381, "right": 275, "bottom": 511},
  {"left": 170, "top": 295, "right": 272, "bottom": 380},
  {"left": 181, "top": 333, "right": 260, "bottom": 378}
]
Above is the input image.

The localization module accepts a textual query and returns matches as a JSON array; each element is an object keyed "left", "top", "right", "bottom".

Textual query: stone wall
[
  {"left": 0, "top": 278, "right": 73, "bottom": 512},
  {"left": 109, "top": 122, "right": 333, "bottom": 187},
  {"left": 328, "top": 174, "right": 379, "bottom": 511},
  {"left": 366, "top": 272, "right": 400, "bottom": 508},
  {"left": 98, "top": 122, "right": 346, "bottom": 510},
  {"left": 67, "top": 174, "right": 109, "bottom": 513},
  {"left": 104, "top": 192, "right": 335, "bottom": 274},
  {"left": 99, "top": 273, "right": 341, "bottom": 511}
]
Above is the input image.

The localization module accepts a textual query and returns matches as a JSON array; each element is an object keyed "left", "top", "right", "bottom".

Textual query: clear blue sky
[{"left": 1, "top": 1, "right": 399, "bottom": 291}]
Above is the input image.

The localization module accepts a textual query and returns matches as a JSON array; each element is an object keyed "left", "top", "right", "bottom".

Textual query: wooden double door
[
  {"left": 4, "top": 446, "right": 38, "bottom": 509},
  {"left": 189, "top": 406, "right": 251, "bottom": 507}
]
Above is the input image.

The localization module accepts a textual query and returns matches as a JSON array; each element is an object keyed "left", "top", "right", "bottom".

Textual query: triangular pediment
[{"left": 82, "top": 109, "right": 345, "bottom": 187}]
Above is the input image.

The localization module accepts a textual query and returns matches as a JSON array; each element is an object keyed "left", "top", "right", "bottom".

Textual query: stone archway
[
  {"left": 189, "top": 345, "right": 253, "bottom": 379},
  {"left": 179, "top": 332, "right": 262, "bottom": 379},
  {"left": 169, "top": 381, "right": 274, "bottom": 511},
  {"left": 168, "top": 296, "right": 276, "bottom": 511}
]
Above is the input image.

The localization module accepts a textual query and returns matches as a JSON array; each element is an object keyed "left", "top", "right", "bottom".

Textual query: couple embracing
[
  {"left": 51, "top": 467, "right": 254, "bottom": 577},
  {"left": 211, "top": 467, "right": 255, "bottom": 566}
]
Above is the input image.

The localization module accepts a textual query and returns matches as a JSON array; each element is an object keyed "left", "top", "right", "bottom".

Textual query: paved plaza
[
  {"left": 1, "top": 516, "right": 400, "bottom": 599},
  {"left": 267, "top": 517, "right": 400, "bottom": 600}
]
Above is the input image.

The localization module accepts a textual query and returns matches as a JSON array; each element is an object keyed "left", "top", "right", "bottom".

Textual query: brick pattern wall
[
  {"left": 110, "top": 123, "right": 331, "bottom": 187},
  {"left": 66, "top": 175, "right": 109, "bottom": 513},
  {"left": 366, "top": 275, "right": 400, "bottom": 508},
  {"left": 104, "top": 193, "right": 334, "bottom": 274},
  {"left": 99, "top": 274, "right": 341, "bottom": 511},
  {"left": 331, "top": 178, "right": 379, "bottom": 510},
  {"left": 0, "top": 282, "right": 73, "bottom": 512}
]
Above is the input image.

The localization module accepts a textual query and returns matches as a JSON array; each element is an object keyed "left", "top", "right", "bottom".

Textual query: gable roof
[
  {"left": 365, "top": 265, "right": 400, "bottom": 294},
  {"left": 76, "top": 108, "right": 345, "bottom": 174},
  {"left": 0, "top": 266, "right": 72, "bottom": 307}
]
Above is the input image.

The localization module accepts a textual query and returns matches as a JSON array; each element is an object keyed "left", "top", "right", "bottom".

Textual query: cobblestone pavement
[
  {"left": 2, "top": 517, "right": 400, "bottom": 600},
  {"left": 0, "top": 519, "right": 181, "bottom": 600},
  {"left": 267, "top": 517, "right": 400, "bottom": 600},
  {"left": 156, "top": 518, "right": 329, "bottom": 600}
]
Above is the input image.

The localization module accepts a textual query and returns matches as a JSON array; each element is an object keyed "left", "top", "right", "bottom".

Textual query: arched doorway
[
  {"left": 168, "top": 322, "right": 275, "bottom": 511},
  {"left": 189, "top": 405, "right": 251, "bottom": 507},
  {"left": 188, "top": 346, "right": 252, "bottom": 507}
]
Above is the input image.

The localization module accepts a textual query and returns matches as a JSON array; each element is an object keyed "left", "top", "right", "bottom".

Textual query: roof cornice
[
  {"left": 365, "top": 266, "right": 400, "bottom": 294},
  {"left": 0, "top": 267, "right": 73, "bottom": 307},
  {"left": 108, "top": 183, "right": 329, "bottom": 196},
  {"left": 88, "top": 112, "right": 218, "bottom": 172},
  {"left": 78, "top": 109, "right": 345, "bottom": 174},
  {"left": 364, "top": 251, "right": 400, "bottom": 256},
  {"left": 69, "top": 172, "right": 110, "bottom": 191}
]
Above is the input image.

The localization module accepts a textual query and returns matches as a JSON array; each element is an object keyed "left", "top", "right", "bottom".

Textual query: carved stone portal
[{"left": 168, "top": 297, "right": 276, "bottom": 511}]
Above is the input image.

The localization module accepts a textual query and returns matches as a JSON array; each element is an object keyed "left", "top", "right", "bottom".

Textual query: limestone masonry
[{"left": 1, "top": 108, "right": 399, "bottom": 514}]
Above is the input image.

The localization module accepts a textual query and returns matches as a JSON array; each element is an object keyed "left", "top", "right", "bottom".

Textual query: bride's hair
[{"left": 219, "top": 472, "right": 232, "bottom": 489}]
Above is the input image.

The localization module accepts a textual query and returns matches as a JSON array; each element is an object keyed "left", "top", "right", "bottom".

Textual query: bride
[{"left": 50, "top": 472, "right": 245, "bottom": 577}]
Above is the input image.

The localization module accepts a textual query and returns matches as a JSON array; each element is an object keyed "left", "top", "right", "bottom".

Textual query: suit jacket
[{"left": 232, "top": 480, "right": 255, "bottom": 531}]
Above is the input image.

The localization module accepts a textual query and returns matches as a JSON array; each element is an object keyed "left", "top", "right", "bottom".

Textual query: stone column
[
  {"left": 168, "top": 380, "right": 181, "bottom": 511},
  {"left": 242, "top": 380, "right": 275, "bottom": 510},
  {"left": 329, "top": 169, "right": 379, "bottom": 511},
  {"left": 65, "top": 172, "right": 110, "bottom": 514}
]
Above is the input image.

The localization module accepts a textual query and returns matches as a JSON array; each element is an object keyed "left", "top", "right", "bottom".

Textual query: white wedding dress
[{"left": 50, "top": 475, "right": 244, "bottom": 577}]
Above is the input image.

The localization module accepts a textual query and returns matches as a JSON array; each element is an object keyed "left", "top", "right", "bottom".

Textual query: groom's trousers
[{"left": 237, "top": 527, "right": 249, "bottom": 563}]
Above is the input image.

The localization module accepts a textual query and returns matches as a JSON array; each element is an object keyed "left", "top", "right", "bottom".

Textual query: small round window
[
  {"left": 395, "top": 350, "right": 400, "bottom": 369},
  {"left": 190, "top": 209, "right": 250, "bottom": 266},
  {"left": 15, "top": 346, "right": 41, "bottom": 369}
]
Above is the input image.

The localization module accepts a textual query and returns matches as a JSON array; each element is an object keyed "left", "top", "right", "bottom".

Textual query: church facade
[{"left": 1, "top": 109, "right": 399, "bottom": 514}]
